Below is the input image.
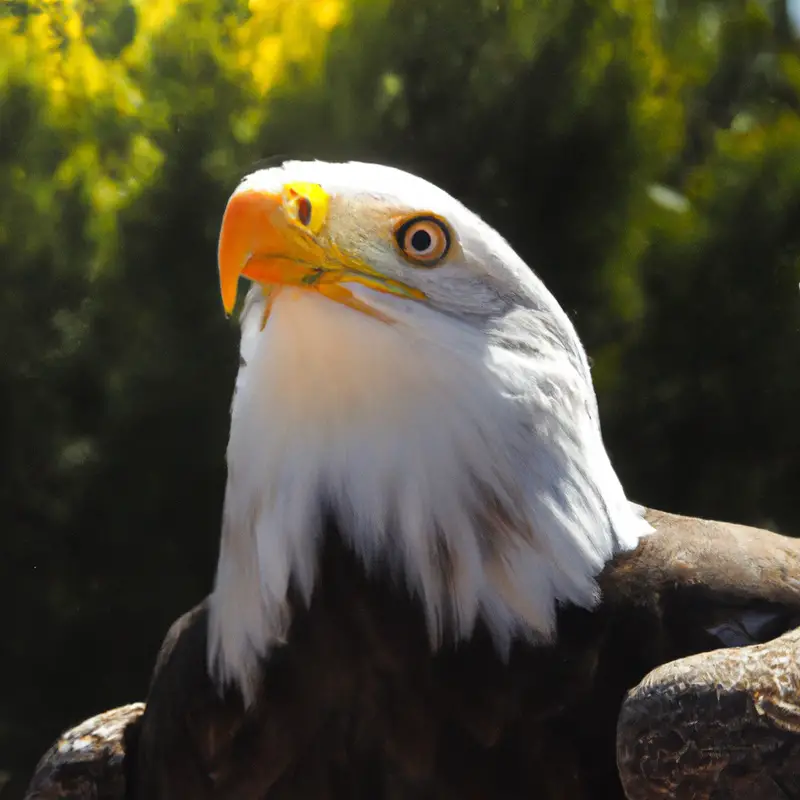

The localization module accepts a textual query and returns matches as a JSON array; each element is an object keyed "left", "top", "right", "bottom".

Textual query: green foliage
[{"left": 1, "top": 0, "right": 799, "bottom": 794}]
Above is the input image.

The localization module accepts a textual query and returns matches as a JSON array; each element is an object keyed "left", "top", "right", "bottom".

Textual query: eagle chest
[{"left": 213, "top": 531, "right": 649, "bottom": 800}]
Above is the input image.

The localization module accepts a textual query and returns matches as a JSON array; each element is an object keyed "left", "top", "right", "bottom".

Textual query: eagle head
[{"left": 208, "top": 160, "right": 651, "bottom": 705}]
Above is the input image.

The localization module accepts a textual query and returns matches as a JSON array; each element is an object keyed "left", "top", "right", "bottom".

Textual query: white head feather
[{"left": 208, "top": 160, "right": 652, "bottom": 705}]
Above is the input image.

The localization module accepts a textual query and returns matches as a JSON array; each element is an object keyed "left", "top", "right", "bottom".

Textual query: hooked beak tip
[{"left": 218, "top": 188, "right": 282, "bottom": 315}]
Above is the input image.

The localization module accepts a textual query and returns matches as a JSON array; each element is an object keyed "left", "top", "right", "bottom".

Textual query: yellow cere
[{"left": 282, "top": 181, "right": 330, "bottom": 235}]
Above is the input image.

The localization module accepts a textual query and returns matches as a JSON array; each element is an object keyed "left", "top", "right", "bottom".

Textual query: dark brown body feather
[
  {"left": 117, "top": 508, "right": 800, "bottom": 800},
  {"left": 22, "top": 509, "right": 800, "bottom": 800}
]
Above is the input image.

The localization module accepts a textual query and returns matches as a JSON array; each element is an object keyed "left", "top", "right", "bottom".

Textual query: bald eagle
[
  {"left": 209, "top": 160, "right": 654, "bottom": 707},
  {"left": 24, "top": 162, "right": 800, "bottom": 800}
]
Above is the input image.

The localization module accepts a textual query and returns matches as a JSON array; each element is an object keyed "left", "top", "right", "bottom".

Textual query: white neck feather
[{"left": 208, "top": 286, "right": 651, "bottom": 705}]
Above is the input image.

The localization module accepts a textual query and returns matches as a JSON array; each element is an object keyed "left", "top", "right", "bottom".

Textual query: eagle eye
[{"left": 394, "top": 215, "right": 451, "bottom": 266}]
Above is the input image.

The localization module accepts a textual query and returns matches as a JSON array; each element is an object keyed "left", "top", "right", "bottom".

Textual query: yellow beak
[
  {"left": 218, "top": 188, "right": 312, "bottom": 315},
  {"left": 217, "top": 188, "right": 425, "bottom": 318}
]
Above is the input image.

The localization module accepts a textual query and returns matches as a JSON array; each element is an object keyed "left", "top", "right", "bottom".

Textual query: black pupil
[
  {"left": 410, "top": 228, "right": 432, "bottom": 252},
  {"left": 298, "top": 197, "right": 312, "bottom": 225}
]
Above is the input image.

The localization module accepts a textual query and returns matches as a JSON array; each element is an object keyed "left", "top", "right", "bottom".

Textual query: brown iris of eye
[
  {"left": 297, "top": 196, "right": 312, "bottom": 226},
  {"left": 394, "top": 215, "right": 451, "bottom": 266}
]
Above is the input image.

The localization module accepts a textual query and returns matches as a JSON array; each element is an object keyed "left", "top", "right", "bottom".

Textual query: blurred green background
[{"left": 2, "top": 0, "right": 800, "bottom": 795}]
